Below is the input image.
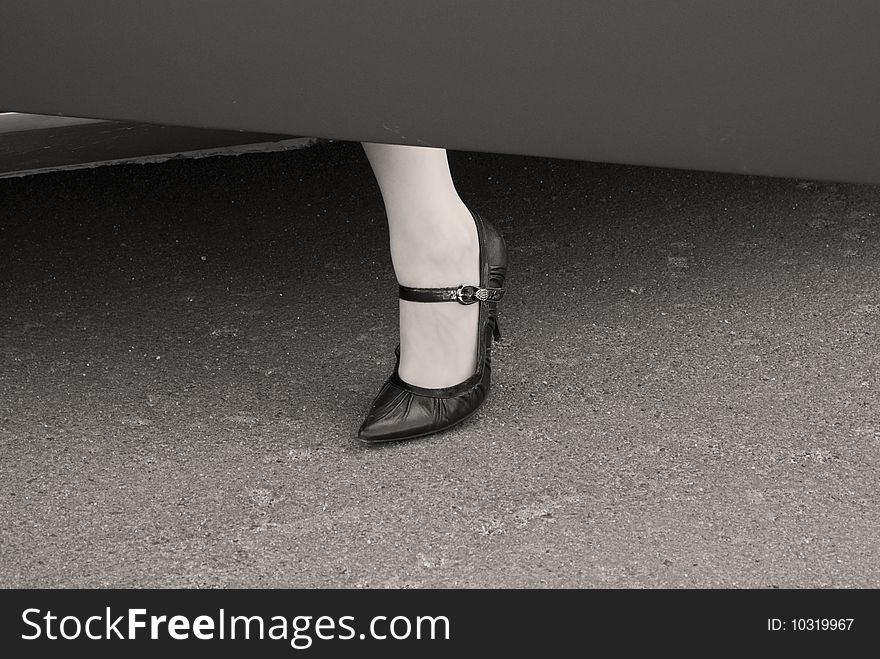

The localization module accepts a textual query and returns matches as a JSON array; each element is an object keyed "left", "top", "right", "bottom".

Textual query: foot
[{"left": 389, "top": 201, "right": 480, "bottom": 389}]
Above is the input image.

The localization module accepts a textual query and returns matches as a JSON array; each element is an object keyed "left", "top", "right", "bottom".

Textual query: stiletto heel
[{"left": 357, "top": 210, "right": 509, "bottom": 443}]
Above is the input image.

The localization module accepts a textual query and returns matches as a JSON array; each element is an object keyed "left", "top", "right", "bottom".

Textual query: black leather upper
[{"left": 358, "top": 211, "right": 508, "bottom": 443}]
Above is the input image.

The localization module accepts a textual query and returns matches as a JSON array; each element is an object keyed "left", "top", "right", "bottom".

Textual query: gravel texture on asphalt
[{"left": 1, "top": 140, "right": 878, "bottom": 587}]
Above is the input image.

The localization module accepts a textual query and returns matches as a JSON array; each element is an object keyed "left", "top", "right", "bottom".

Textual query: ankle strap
[{"left": 399, "top": 284, "right": 505, "bottom": 305}]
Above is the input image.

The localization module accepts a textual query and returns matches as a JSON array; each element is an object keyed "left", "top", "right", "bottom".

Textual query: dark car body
[{"left": 2, "top": 1, "right": 879, "bottom": 183}]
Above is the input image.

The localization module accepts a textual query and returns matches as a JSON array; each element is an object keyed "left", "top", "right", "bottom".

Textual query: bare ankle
[{"left": 388, "top": 204, "right": 479, "bottom": 287}]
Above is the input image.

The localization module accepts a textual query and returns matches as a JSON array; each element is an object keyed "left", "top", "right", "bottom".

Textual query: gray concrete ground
[{"left": 1, "top": 141, "right": 878, "bottom": 587}]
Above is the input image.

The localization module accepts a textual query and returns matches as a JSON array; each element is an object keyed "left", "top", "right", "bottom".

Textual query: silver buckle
[
  {"left": 455, "top": 285, "right": 493, "bottom": 304},
  {"left": 454, "top": 285, "right": 480, "bottom": 304}
]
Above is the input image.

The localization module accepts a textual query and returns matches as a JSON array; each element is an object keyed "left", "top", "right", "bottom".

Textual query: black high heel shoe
[{"left": 357, "top": 210, "right": 508, "bottom": 443}]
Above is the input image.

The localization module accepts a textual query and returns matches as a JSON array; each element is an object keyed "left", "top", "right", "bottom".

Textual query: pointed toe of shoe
[
  {"left": 357, "top": 377, "right": 488, "bottom": 443},
  {"left": 357, "top": 415, "right": 411, "bottom": 443},
  {"left": 357, "top": 382, "right": 435, "bottom": 443}
]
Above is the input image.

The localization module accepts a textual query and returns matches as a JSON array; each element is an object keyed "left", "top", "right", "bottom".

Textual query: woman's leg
[{"left": 362, "top": 142, "right": 479, "bottom": 388}]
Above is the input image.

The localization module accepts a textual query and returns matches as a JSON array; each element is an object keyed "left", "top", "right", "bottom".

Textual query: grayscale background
[{"left": 1, "top": 0, "right": 879, "bottom": 587}]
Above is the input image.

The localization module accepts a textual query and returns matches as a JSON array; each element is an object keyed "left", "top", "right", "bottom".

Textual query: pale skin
[{"left": 361, "top": 142, "right": 479, "bottom": 388}]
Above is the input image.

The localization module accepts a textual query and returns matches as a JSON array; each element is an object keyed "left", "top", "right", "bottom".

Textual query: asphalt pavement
[{"left": 1, "top": 140, "right": 878, "bottom": 587}]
